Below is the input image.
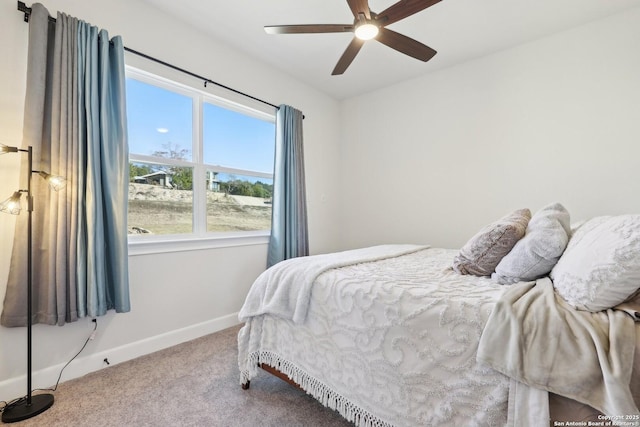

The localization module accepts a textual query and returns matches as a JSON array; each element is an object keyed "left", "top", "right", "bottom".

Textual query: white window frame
[{"left": 125, "top": 66, "right": 275, "bottom": 255}]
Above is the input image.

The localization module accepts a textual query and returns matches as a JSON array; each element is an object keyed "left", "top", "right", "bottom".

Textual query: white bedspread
[{"left": 238, "top": 247, "right": 512, "bottom": 426}]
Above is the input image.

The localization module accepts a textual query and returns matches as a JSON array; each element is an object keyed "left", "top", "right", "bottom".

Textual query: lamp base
[{"left": 1, "top": 393, "right": 54, "bottom": 423}]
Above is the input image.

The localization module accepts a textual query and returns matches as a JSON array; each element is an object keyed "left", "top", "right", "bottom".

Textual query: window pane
[
  {"left": 203, "top": 103, "right": 275, "bottom": 173},
  {"left": 128, "top": 162, "right": 193, "bottom": 235},
  {"left": 206, "top": 172, "right": 273, "bottom": 232},
  {"left": 126, "top": 78, "right": 193, "bottom": 160}
]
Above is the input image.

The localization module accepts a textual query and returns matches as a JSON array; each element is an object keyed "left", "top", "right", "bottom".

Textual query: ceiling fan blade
[
  {"left": 346, "top": 0, "right": 371, "bottom": 20},
  {"left": 332, "top": 37, "right": 365, "bottom": 75},
  {"left": 376, "top": 0, "right": 441, "bottom": 27},
  {"left": 376, "top": 28, "right": 436, "bottom": 62},
  {"left": 265, "top": 24, "right": 354, "bottom": 34}
]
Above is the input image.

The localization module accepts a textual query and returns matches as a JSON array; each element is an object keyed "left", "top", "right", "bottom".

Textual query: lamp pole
[
  {"left": 1, "top": 146, "right": 55, "bottom": 423},
  {"left": 26, "top": 145, "right": 35, "bottom": 407}
]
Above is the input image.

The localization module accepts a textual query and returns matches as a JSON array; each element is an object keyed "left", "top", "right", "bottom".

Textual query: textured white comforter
[{"left": 238, "top": 247, "right": 511, "bottom": 426}]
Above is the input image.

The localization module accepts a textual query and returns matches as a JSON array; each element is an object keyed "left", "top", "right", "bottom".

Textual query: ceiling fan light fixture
[
  {"left": 265, "top": 0, "right": 441, "bottom": 74},
  {"left": 354, "top": 23, "right": 378, "bottom": 40}
]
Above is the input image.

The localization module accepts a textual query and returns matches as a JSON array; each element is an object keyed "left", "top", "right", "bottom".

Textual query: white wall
[
  {"left": 340, "top": 8, "right": 640, "bottom": 250},
  {"left": 0, "top": 0, "right": 342, "bottom": 400}
]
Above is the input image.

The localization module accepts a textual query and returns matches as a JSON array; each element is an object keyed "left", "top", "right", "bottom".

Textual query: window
[{"left": 125, "top": 68, "right": 275, "bottom": 248}]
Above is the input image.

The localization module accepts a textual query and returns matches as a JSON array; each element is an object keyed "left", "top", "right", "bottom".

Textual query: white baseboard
[{"left": 0, "top": 313, "right": 240, "bottom": 402}]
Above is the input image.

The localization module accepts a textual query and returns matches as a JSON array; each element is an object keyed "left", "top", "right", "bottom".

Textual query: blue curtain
[
  {"left": 267, "top": 105, "right": 309, "bottom": 267},
  {"left": 1, "top": 4, "right": 130, "bottom": 326},
  {"left": 76, "top": 24, "right": 130, "bottom": 318}
]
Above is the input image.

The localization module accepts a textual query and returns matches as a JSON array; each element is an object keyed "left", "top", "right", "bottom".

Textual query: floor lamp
[{"left": 0, "top": 144, "right": 65, "bottom": 423}]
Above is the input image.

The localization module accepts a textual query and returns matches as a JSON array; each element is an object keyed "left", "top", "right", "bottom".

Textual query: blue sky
[{"left": 125, "top": 78, "right": 275, "bottom": 174}]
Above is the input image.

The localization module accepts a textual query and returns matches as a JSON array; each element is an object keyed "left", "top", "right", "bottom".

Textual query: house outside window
[{"left": 125, "top": 67, "right": 276, "bottom": 251}]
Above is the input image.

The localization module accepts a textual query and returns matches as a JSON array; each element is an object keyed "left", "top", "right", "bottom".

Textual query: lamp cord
[{"left": 0, "top": 318, "right": 99, "bottom": 414}]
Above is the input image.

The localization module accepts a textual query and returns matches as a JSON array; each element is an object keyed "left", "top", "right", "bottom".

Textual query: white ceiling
[{"left": 140, "top": 0, "right": 640, "bottom": 100}]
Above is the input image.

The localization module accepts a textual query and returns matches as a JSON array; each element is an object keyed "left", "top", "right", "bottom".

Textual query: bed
[{"left": 238, "top": 207, "right": 640, "bottom": 426}]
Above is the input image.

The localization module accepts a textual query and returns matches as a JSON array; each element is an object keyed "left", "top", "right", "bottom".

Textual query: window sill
[{"left": 128, "top": 231, "right": 270, "bottom": 256}]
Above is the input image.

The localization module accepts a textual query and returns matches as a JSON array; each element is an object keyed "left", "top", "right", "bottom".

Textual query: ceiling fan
[{"left": 264, "top": 0, "right": 442, "bottom": 75}]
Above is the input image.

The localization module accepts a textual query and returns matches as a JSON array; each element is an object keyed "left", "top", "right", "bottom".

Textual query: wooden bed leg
[
  {"left": 241, "top": 363, "right": 302, "bottom": 391},
  {"left": 260, "top": 363, "right": 305, "bottom": 392}
]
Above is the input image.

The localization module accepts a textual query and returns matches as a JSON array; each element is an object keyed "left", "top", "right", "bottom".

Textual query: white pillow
[
  {"left": 492, "top": 202, "right": 570, "bottom": 285},
  {"left": 550, "top": 215, "right": 640, "bottom": 312}
]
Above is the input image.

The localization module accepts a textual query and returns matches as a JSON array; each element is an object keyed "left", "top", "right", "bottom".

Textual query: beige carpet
[{"left": 13, "top": 325, "right": 353, "bottom": 426}]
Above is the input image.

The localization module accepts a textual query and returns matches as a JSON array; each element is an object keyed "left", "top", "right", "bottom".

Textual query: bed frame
[{"left": 241, "top": 363, "right": 303, "bottom": 392}]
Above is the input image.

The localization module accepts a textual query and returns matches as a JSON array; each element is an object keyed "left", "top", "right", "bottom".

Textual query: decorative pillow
[
  {"left": 550, "top": 215, "right": 640, "bottom": 312},
  {"left": 453, "top": 208, "right": 531, "bottom": 276},
  {"left": 492, "top": 203, "right": 570, "bottom": 285}
]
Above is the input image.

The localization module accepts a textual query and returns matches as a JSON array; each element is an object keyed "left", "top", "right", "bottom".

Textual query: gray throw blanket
[{"left": 477, "top": 278, "right": 639, "bottom": 417}]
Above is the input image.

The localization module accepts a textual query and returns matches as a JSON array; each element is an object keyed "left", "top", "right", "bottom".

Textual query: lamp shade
[
  {"left": 38, "top": 171, "right": 66, "bottom": 191},
  {"left": 0, "top": 144, "right": 19, "bottom": 155},
  {"left": 0, "top": 191, "right": 23, "bottom": 215}
]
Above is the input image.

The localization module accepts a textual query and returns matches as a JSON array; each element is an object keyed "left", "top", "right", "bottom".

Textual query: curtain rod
[
  {"left": 16, "top": 1, "right": 300, "bottom": 117},
  {"left": 121, "top": 46, "right": 281, "bottom": 111}
]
